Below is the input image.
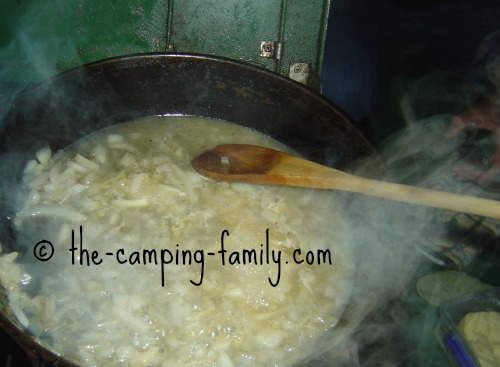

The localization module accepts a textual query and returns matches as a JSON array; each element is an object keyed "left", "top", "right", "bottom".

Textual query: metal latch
[{"left": 259, "top": 41, "right": 283, "bottom": 60}]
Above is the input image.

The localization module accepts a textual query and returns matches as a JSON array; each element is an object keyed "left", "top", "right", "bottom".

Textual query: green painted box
[{"left": 0, "top": 0, "right": 330, "bottom": 86}]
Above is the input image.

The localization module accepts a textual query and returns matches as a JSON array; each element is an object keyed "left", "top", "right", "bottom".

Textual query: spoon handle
[
  {"left": 271, "top": 156, "right": 500, "bottom": 219},
  {"left": 332, "top": 172, "right": 500, "bottom": 219}
]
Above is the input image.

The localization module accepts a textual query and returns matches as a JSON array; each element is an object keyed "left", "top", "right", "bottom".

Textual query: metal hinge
[{"left": 259, "top": 41, "right": 283, "bottom": 60}]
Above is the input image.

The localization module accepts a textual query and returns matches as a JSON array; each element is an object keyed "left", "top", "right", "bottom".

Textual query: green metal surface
[
  {"left": 168, "top": 0, "right": 330, "bottom": 78},
  {"left": 168, "top": 0, "right": 279, "bottom": 69},
  {"left": 0, "top": 0, "right": 330, "bottom": 84},
  {"left": 0, "top": 0, "right": 168, "bottom": 82}
]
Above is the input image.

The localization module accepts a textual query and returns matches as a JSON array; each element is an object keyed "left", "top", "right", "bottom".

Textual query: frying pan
[{"left": 0, "top": 53, "right": 381, "bottom": 366}]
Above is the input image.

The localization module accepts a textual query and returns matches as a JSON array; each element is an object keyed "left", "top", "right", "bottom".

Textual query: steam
[
  {"left": 0, "top": 2, "right": 66, "bottom": 77},
  {"left": 0, "top": 1, "right": 168, "bottom": 125},
  {"left": 0, "top": 2, "right": 72, "bottom": 128},
  {"left": 331, "top": 31, "right": 500, "bottom": 365},
  {"left": 0, "top": 2, "right": 80, "bottom": 253}
]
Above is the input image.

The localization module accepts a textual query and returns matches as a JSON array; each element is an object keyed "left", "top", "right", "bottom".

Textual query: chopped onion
[
  {"left": 35, "top": 146, "right": 52, "bottom": 165},
  {"left": 111, "top": 199, "right": 149, "bottom": 208},
  {"left": 9, "top": 300, "right": 29, "bottom": 329},
  {"left": 16, "top": 204, "right": 86, "bottom": 222},
  {"left": 0, "top": 116, "right": 353, "bottom": 367}
]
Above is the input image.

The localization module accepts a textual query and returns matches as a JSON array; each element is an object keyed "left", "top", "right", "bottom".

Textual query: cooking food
[
  {"left": 458, "top": 311, "right": 500, "bottom": 367},
  {"left": 0, "top": 116, "right": 354, "bottom": 367}
]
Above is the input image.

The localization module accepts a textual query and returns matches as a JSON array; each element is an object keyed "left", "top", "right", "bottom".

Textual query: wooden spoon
[{"left": 192, "top": 144, "right": 500, "bottom": 220}]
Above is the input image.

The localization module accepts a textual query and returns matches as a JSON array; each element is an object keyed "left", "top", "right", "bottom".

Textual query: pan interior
[{"left": 0, "top": 115, "right": 355, "bottom": 367}]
